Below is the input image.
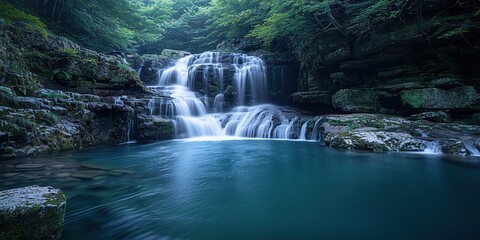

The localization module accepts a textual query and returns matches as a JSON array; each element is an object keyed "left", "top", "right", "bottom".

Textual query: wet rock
[
  {"left": 0, "top": 186, "right": 66, "bottom": 240},
  {"left": 0, "top": 146, "right": 15, "bottom": 160},
  {"left": 137, "top": 54, "right": 170, "bottom": 85},
  {"left": 326, "top": 131, "right": 427, "bottom": 152},
  {"left": 161, "top": 49, "right": 191, "bottom": 58},
  {"left": 442, "top": 139, "right": 468, "bottom": 156},
  {"left": 135, "top": 114, "right": 175, "bottom": 142},
  {"left": 411, "top": 111, "right": 452, "bottom": 123},
  {"left": 332, "top": 89, "right": 378, "bottom": 113}
]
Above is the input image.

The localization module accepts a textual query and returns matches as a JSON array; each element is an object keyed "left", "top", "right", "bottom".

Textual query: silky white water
[{"left": 148, "top": 52, "right": 302, "bottom": 140}]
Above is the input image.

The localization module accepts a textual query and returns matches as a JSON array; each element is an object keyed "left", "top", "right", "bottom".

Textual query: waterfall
[
  {"left": 114, "top": 97, "right": 125, "bottom": 107},
  {"left": 214, "top": 94, "right": 224, "bottom": 113},
  {"left": 219, "top": 105, "right": 296, "bottom": 139},
  {"left": 423, "top": 141, "right": 442, "bottom": 154},
  {"left": 299, "top": 120, "right": 309, "bottom": 140},
  {"left": 123, "top": 111, "right": 135, "bottom": 143},
  {"left": 158, "top": 55, "right": 192, "bottom": 86},
  {"left": 310, "top": 118, "right": 324, "bottom": 141},
  {"left": 464, "top": 142, "right": 480, "bottom": 156},
  {"left": 233, "top": 53, "right": 267, "bottom": 105},
  {"left": 148, "top": 51, "right": 300, "bottom": 140}
]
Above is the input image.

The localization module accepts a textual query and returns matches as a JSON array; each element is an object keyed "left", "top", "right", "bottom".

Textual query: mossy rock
[
  {"left": 79, "top": 58, "right": 99, "bottom": 78},
  {"left": 0, "top": 186, "right": 66, "bottom": 240},
  {"left": 400, "top": 87, "right": 479, "bottom": 109},
  {"left": 332, "top": 89, "right": 378, "bottom": 113}
]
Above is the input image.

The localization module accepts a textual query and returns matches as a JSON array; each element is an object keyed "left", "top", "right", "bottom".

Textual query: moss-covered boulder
[
  {"left": 326, "top": 131, "right": 427, "bottom": 152},
  {"left": 0, "top": 186, "right": 66, "bottom": 239},
  {"left": 400, "top": 87, "right": 479, "bottom": 109},
  {"left": 160, "top": 49, "right": 191, "bottom": 58},
  {"left": 134, "top": 114, "right": 175, "bottom": 142}
]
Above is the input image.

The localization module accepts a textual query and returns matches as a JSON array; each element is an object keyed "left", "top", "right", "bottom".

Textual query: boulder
[
  {"left": 0, "top": 186, "right": 66, "bottom": 239},
  {"left": 411, "top": 111, "right": 452, "bottom": 123},
  {"left": 134, "top": 114, "right": 175, "bottom": 142},
  {"left": 332, "top": 89, "right": 378, "bottom": 113},
  {"left": 326, "top": 131, "right": 427, "bottom": 152},
  {"left": 400, "top": 86, "right": 479, "bottom": 109},
  {"left": 137, "top": 54, "right": 171, "bottom": 85},
  {"left": 161, "top": 49, "right": 191, "bottom": 58}
]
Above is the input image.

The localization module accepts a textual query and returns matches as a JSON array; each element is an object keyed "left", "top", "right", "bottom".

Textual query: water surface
[{"left": 1, "top": 140, "right": 480, "bottom": 239}]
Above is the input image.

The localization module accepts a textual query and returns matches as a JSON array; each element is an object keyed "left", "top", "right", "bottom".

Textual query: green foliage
[
  {"left": 111, "top": 77, "right": 129, "bottom": 84},
  {"left": 51, "top": 69, "right": 72, "bottom": 82},
  {"left": 0, "top": 3, "right": 48, "bottom": 40},
  {"left": 37, "top": 111, "right": 60, "bottom": 126},
  {"left": 439, "top": 27, "right": 470, "bottom": 39},
  {"left": 60, "top": 48, "right": 79, "bottom": 57},
  {"left": 0, "top": 87, "right": 18, "bottom": 107},
  {"left": 5, "top": 0, "right": 163, "bottom": 51},
  {"left": 117, "top": 63, "right": 132, "bottom": 71},
  {"left": 6, "top": 114, "right": 35, "bottom": 131},
  {"left": 80, "top": 58, "right": 99, "bottom": 77},
  {"left": 401, "top": 92, "right": 424, "bottom": 108}
]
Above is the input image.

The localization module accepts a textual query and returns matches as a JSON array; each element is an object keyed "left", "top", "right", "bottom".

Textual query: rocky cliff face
[
  {"left": 289, "top": 1, "right": 480, "bottom": 120},
  {"left": 0, "top": 24, "right": 175, "bottom": 160}
]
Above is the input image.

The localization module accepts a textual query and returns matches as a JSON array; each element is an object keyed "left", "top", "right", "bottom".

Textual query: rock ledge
[{"left": 0, "top": 185, "right": 66, "bottom": 240}]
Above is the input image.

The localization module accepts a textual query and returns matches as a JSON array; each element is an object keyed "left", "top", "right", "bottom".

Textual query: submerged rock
[{"left": 0, "top": 186, "right": 66, "bottom": 239}]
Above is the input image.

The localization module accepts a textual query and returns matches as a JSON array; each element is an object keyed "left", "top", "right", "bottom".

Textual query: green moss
[
  {"left": 117, "top": 63, "right": 131, "bottom": 71},
  {"left": 400, "top": 91, "right": 424, "bottom": 108},
  {"left": 60, "top": 48, "right": 79, "bottom": 57},
  {"left": 51, "top": 69, "right": 73, "bottom": 82},
  {"left": 0, "top": 3, "right": 48, "bottom": 40},
  {"left": 37, "top": 112, "right": 60, "bottom": 126},
  {"left": 0, "top": 192, "right": 66, "bottom": 239},
  {"left": 0, "top": 88, "right": 18, "bottom": 107},
  {"left": 6, "top": 114, "right": 35, "bottom": 131},
  {"left": 23, "top": 49, "right": 52, "bottom": 77},
  {"left": 80, "top": 58, "right": 99, "bottom": 77},
  {"left": 111, "top": 77, "right": 129, "bottom": 85}
]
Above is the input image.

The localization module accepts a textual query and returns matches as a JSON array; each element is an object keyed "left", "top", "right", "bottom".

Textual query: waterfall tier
[
  {"left": 155, "top": 52, "right": 267, "bottom": 107},
  {"left": 148, "top": 52, "right": 306, "bottom": 140}
]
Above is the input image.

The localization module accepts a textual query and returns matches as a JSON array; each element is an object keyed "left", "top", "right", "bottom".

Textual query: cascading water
[
  {"left": 147, "top": 51, "right": 305, "bottom": 140},
  {"left": 299, "top": 120, "right": 309, "bottom": 140},
  {"left": 423, "top": 140, "right": 442, "bottom": 154},
  {"left": 464, "top": 142, "right": 480, "bottom": 156}
]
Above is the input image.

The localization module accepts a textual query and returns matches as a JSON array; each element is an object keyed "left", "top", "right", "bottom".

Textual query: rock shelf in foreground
[{"left": 0, "top": 186, "right": 66, "bottom": 240}]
